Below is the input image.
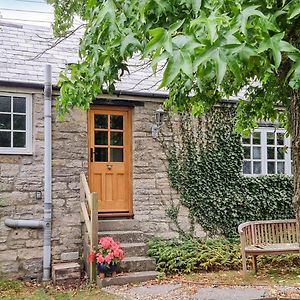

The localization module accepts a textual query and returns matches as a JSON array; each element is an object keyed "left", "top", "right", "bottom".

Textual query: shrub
[{"left": 148, "top": 238, "right": 300, "bottom": 275}]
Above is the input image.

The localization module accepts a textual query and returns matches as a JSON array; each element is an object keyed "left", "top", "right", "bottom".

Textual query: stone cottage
[
  {"left": 0, "top": 21, "right": 293, "bottom": 281},
  {"left": 0, "top": 21, "right": 200, "bottom": 281}
]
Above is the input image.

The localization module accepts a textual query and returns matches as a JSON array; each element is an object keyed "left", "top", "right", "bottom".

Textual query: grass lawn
[
  {"left": 182, "top": 267, "right": 300, "bottom": 286},
  {"left": 0, "top": 279, "right": 117, "bottom": 300}
]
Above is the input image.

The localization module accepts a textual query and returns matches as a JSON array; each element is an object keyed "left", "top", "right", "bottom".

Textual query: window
[
  {"left": 0, "top": 93, "right": 32, "bottom": 154},
  {"left": 242, "top": 127, "right": 292, "bottom": 176}
]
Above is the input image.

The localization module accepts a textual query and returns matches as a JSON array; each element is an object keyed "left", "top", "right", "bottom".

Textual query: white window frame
[
  {"left": 242, "top": 127, "right": 292, "bottom": 176},
  {"left": 0, "top": 92, "right": 32, "bottom": 155}
]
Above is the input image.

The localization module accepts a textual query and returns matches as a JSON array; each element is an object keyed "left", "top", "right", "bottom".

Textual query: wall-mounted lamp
[{"left": 152, "top": 104, "right": 165, "bottom": 139}]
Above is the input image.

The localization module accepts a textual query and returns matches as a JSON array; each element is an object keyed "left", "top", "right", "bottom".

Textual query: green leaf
[
  {"left": 159, "top": 51, "right": 181, "bottom": 88},
  {"left": 181, "top": 51, "right": 193, "bottom": 79},
  {"left": 238, "top": 6, "right": 265, "bottom": 35},
  {"left": 258, "top": 32, "right": 285, "bottom": 68},
  {"left": 288, "top": 5, "right": 300, "bottom": 19},
  {"left": 191, "top": 0, "right": 202, "bottom": 16},
  {"left": 120, "top": 33, "right": 141, "bottom": 57},
  {"left": 144, "top": 28, "right": 166, "bottom": 55}
]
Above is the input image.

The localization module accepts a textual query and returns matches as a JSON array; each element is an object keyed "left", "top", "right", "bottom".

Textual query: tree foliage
[{"left": 49, "top": 0, "right": 300, "bottom": 132}]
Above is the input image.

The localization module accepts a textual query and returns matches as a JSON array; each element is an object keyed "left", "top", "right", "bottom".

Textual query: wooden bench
[{"left": 238, "top": 219, "right": 299, "bottom": 274}]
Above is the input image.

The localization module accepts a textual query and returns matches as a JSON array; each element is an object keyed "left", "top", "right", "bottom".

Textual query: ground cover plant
[{"left": 147, "top": 238, "right": 300, "bottom": 275}]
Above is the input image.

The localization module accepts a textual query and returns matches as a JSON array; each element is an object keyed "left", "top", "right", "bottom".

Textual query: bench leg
[
  {"left": 252, "top": 255, "right": 257, "bottom": 273},
  {"left": 241, "top": 250, "right": 247, "bottom": 276}
]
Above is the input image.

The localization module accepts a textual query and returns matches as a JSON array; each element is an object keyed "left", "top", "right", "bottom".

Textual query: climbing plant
[{"left": 161, "top": 106, "right": 294, "bottom": 237}]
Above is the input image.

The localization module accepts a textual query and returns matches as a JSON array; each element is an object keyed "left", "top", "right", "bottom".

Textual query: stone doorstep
[
  {"left": 121, "top": 256, "right": 156, "bottom": 272},
  {"left": 98, "top": 230, "right": 145, "bottom": 243},
  {"left": 97, "top": 271, "right": 159, "bottom": 287},
  {"left": 52, "top": 262, "right": 81, "bottom": 285}
]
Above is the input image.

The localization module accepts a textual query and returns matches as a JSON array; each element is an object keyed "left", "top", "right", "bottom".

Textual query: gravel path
[{"left": 104, "top": 281, "right": 300, "bottom": 300}]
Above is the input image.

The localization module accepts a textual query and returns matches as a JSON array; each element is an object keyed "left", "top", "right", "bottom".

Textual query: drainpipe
[
  {"left": 4, "top": 219, "right": 44, "bottom": 228},
  {"left": 43, "top": 64, "right": 52, "bottom": 281}
]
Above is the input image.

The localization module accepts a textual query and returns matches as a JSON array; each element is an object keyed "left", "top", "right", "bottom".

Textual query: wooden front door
[{"left": 88, "top": 106, "right": 132, "bottom": 216}]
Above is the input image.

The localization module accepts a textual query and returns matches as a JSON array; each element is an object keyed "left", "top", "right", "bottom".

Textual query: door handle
[
  {"left": 90, "top": 148, "right": 94, "bottom": 162},
  {"left": 107, "top": 165, "right": 112, "bottom": 170}
]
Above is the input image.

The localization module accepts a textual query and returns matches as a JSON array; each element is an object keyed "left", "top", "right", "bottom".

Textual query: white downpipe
[{"left": 43, "top": 64, "right": 52, "bottom": 281}]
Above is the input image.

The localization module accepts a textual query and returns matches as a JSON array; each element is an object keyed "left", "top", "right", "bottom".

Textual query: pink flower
[
  {"left": 104, "top": 252, "right": 114, "bottom": 264},
  {"left": 96, "top": 253, "right": 105, "bottom": 264},
  {"left": 99, "top": 237, "right": 113, "bottom": 249},
  {"left": 87, "top": 251, "right": 96, "bottom": 263}
]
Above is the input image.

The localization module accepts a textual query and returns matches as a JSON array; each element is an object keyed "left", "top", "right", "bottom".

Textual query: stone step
[
  {"left": 120, "top": 256, "right": 156, "bottom": 272},
  {"left": 98, "top": 230, "right": 145, "bottom": 243},
  {"left": 98, "top": 219, "right": 140, "bottom": 232},
  {"left": 122, "top": 242, "right": 148, "bottom": 257},
  {"left": 97, "top": 271, "right": 159, "bottom": 287}
]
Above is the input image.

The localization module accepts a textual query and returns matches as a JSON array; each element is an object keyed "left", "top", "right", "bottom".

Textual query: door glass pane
[
  {"left": 0, "top": 96, "right": 11, "bottom": 112},
  {"left": 277, "top": 133, "right": 284, "bottom": 145},
  {"left": 242, "top": 135, "right": 250, "bottom": 144},
  {"left": 111, "top": 132, "right": 123, "bottom": 146},
  {"left": 111, "top": 148, "right": 123, "bottom": 162},
  {"left": 110, "top": 115, "right": 123, "bottom": 129},
  {"left": 252, "top": 132, "right": 261, "bottom": 145},
  {"left": 95, "top": 115, "right": 108, "bottom": 129},
  {"left": 13, "top": 115, "right": 26, "bottom": 130},
  {"left": 253, "top": 162, "right": 261, "bottom": 174},
  {"left": 267, "top": 162, "right": 275, "bottom": 174},
  {"left": 243, "top": 147, "right": 251, "bottom": 159},
  {"left": 95, "top": 148, "right": 108, "bottom": 162},
  {"left": 0, "top": 131, "right": 11, "bottom": 147},
  {"left": 0, "top": 114, "right": 11, "bottom": 129},
  {"left": 277, "top": 162, "right": 285, "bottom": 174},
  {"left": 267, "top": 132, "right": 275, "bottom": 145},
  {"left": 253, "top": 147, "right": 261, "bottom": 159},
  {"left": 277, "top": 147, "right": 285, "bottom": 160},
  {"left": 267, "top": 147, "right": 275, "bottom": 159},
  {"left": 13, "top": 132, "right": 25, "bottom": 147},
  {"left": 13, "top": 97, "right": 26, "bottom": 113},
  {"left": 243, "top": 161, "right": 251, "bottom": 174},
  {"left": 95, "top": 131, "right": 108, "bottom": 145}
]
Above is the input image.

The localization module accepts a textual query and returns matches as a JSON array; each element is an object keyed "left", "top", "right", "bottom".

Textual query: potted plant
[{"left": 88, "top": 236, "right": 125, "bottom": 278}]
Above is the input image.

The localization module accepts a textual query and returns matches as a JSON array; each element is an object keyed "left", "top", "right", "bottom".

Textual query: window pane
[
  {"left": 13, "top": 132, "right": 25, "bottom": 147},
  {"left": 0, "top": 131, "right": 11, "bottom": 147},
  {"left": 243, "top": 161, "right": 251, "bottom": 174},
  {"left": 95, "top": 148, "right": 108, "bottom": 162},
  {"left": 242, "top": 136, "right": 250, "bottom": 144},
  {"left": 253, "top": 147, "right": 261, "bottom": 159},
  {"left": 253, "top": 162, "right": 261, "bottom": 174},
  {"left": 95, "top": 132, "right": 108, "bottom": 145},
  {"left": 277, "top": 133, "right": 284, "bottom": 145},
  {"left": 110, "top": 132, "right": 123, "bottom": 146},
  {"left": 111, "top": 148, "right": 123, "bottom": 162},
  {"left": 95, "top": 115, "right": 108, "bottom": 129},
  {"left": 13, "top": 97, "right": 26, "bottom": 113},
  {"left": 277, "top": 147, "right": 285, "bottom": 160},
  {"left": 267, "top": 147, "right": 275, "bottom": 159},
  {"left": 0, "top": 96, "right": 11, "bottom": 112},
  {"left": 252, "top": 132, "right": 261, "bottom": 145},
  {"left": 110, "top": 115, "right": 123, "bottom": 129},
  {"left": 243, "top": 147, "right": 251, "bottom": 159},
  {"left": 267, "top": 162, "right": 275, "bottom": 174},
  {"left": 277, "top": 162, "right": 285, "bottom": 174},
  {"left": 0, "top": 114, "right": 11, "bottom": 129},
  {"left": 13, "top": 115, "right": 26, "bottom": 130},
  {"left": 267, "top": 132, "right": 275, "bottom": 145}
]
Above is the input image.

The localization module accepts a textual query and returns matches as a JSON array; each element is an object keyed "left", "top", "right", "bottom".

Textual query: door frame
[{"left": 88, "top": 105, "right": 133, "bottom": 218}]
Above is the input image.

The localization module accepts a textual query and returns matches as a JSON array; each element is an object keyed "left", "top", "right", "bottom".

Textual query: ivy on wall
[{"left": 161, "top": 106, "right": 294, "bottom": 237}]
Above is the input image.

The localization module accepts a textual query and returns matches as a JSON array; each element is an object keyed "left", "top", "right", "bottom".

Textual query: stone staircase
[{"left": 96, "top": 219, "right": 158, "bottom": 287}]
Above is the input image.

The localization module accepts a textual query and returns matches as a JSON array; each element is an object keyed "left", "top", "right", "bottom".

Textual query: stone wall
[
  {"left": 0, "top": 91, "right": 201, "bottom": 280},
  {"left": 0, "top": 91, "right": 87, "bottom": 280}
]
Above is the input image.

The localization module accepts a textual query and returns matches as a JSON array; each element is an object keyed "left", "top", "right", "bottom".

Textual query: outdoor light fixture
[{"left": 151, "top": 104, "right": 165, "bottom": 139}]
